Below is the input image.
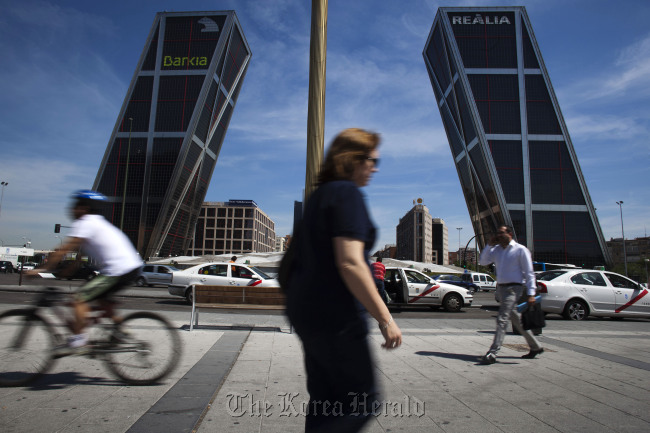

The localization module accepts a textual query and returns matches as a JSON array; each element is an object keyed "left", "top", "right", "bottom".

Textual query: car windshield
[{"left": 537, "top": 270, "right": 567, "bottom": 281}]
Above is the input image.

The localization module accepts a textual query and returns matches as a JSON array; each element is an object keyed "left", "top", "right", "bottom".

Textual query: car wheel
[
  {"left": 185, "top": 289, "right": 194, "bottom": 305},
  {"left": 443, "top": 293, "right": 462, "bottom": 312},
  {"left": 135, "top": 277, "right": 146, "bottom": 287},
  {"left": 562, "top": 299, "right": 588, "bottom": 321}
]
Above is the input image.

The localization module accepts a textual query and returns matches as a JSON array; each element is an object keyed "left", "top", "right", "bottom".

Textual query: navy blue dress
[{"left": 285, "top": 180, "right": 378, "bottom": 433}]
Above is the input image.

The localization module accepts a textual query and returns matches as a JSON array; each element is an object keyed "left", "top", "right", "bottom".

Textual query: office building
[
  {"left": 423, "top": 7, "right": 611, "bottom": 268},
  {"left": 607, "top": 237, "right": 650, "bottom": 265},
  {"left": 188, "top": 200, "right": 275, "bottom": 256},
  {"left": 432, "top": 218, "right": 449, "bottom": 265},
  {"left": 374, "top": 245, "right": 397, "bottom": 259},
  {"left": 396, "top": 201, "right": 433, "bottom": 262},
  {"left": 275, "top": 236, "right": 287, "bottom": 252},
  {"left": 92, "top": 11, "right": 251, "bottom": 259}
]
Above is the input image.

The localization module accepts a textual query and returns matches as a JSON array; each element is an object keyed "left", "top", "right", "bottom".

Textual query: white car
[
  {"left": 168, "top": 262, "right": 279, "bottom": 304},
  {"left": 385, "top": 267, "right": 473, "bottom": 312},
  {"left": 537, "top": 269, "right": 649, "bottom": 320},
  {"left": 136, "top": 264, "right": 179, "bottom": 287},
  {"left": 465, "top": 272, "right": 497, "bottom": 291},
  {"left": 18, "top": 262, "right": 37, "bottom": 271}
]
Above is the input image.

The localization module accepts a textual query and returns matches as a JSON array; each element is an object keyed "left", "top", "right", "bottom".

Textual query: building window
[
  {"left": 490, "top": 140, "right": 524, "bottom": 204},
  {"left": 525, "top": 75, "right": 561, "bottom": 135},
  {"left": 468, "top": 74, "right": 520, "bottom": 134},
  {"left": 529, "top": 141, "right": 585, "bottom": 205}
]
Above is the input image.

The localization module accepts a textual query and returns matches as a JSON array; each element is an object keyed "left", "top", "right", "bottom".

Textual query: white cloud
[
  {"left": 569, "top": 33, "right": 650, "bottom": 102},
  {"left": 565, "top": 114, "right": 645, "bottom": 140}
]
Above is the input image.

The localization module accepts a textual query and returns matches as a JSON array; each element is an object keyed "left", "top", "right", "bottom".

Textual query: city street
[
  {"left": 0, "top": 272, "right": 501, "bottom": 319},
  {"left": 2, "top": 278, "right": 650, "bottom": 432}
]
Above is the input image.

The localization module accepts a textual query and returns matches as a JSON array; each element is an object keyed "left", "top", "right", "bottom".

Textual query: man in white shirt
[
  {"left": 478, "top": 225, "right": 543, "bottom": 364},
  {"left": 29, "top": 190, "right": 143, "bottom": 355}
]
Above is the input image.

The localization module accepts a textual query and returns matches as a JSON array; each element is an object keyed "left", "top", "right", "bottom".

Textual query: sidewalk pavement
[{"left": 1, "top": 286, "right": 650, "bottom": 432}]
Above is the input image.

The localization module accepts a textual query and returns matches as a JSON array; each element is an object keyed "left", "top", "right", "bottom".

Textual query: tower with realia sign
[
  {"left": 423, "top": 7, "right": 611, "bottom": 267},
  {"left": 93, "top": 11, "right": 251, "bottom": 259}
]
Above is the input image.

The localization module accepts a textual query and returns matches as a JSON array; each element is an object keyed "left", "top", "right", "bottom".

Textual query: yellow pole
[{"left": 304, "top": 0, "right": 327, "bottom": 201}]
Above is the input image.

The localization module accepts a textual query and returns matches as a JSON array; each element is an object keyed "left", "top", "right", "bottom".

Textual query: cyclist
[{"left": 28, "top": 190, "right": 143, "bottom": 355}]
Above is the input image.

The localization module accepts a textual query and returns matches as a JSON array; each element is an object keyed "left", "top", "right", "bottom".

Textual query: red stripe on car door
[
  {"left": 408, "top": 285, "right": 440, "bottom": 303},
  {"left": 615, "top": 288, "right": 648, "bottom": 313}
]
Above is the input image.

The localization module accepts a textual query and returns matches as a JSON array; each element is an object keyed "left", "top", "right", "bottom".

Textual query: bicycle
[{"left": 0, "top": 287, "right": 182, "bottom": 387}]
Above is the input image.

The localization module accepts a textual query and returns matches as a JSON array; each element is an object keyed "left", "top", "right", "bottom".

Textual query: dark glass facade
[
  {"left": 423, "top": 7, "right": 610, "bottom": 268},
  {"left": 93, "top": 12, "right": 251, "bottom": 259}
]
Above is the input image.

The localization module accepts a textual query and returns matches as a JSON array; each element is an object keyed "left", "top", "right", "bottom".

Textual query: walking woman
[{"left": 285, "top": 128, "right": 402, "bottom": 432}]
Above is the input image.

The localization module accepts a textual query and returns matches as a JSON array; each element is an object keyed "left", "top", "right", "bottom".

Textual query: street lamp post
[
  {"left": 616, "top": 201, "right": 627, "bottom": 276},
  {"left": 0, "top": 181, "right": 8, "bottom": 220},
  {"left": 456, "top": 227, "right": 462, "bottom": 266}
]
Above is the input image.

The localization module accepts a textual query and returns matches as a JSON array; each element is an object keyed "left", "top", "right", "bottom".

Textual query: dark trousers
[
  {"left": 374, "top": 278, "right": 388, "bottom": 303},
  {"left": 294, "top": 316, "right": 378, "bottom": 433}
]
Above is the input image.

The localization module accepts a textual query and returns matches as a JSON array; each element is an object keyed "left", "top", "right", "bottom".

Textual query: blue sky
[{"left": 0, "top": 0, "right": 649, "bottom": 254}]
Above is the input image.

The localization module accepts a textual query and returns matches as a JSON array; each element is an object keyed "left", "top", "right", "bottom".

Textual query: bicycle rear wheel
[
  {"left": 0, "top": 309, "right": 58, "bottom": 387},
  {"left": 105, "top": 312, "right": 181, "bottom": 385}
]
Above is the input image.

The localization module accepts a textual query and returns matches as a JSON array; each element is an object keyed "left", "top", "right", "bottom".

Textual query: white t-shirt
[{"left": 69, "top": 214, "right": 142, "bottom": 276}]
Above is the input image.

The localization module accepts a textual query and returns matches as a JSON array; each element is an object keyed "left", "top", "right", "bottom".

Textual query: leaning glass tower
[
  {"left": 423, "top": 7, "right": 610, "bottom": 267},
  {"left": 93, "top": 11, "right": 251, "bottom": 259}
]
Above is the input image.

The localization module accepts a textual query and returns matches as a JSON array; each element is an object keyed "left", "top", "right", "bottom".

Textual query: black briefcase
[{"left": 521, "top": 303, "right": 546, "bottom": 330}]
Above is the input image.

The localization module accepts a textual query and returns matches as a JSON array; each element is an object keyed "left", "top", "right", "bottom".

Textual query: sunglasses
[{"left": 366, "top": 157, "right": 380, "bottom": 167}]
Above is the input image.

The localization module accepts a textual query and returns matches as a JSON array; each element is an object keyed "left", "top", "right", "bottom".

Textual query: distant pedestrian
[
  {"left": 479, "top": 225, "right": 543, "bottom": 364},
  {"left": 371, "top": 257, "right": 388, "bottom": 303},
  {"left": 284, "top": 128, "right": 402, "bottom": 432},
  {"left": 229, "top": 256, "right": 237, "bottom": 263}
]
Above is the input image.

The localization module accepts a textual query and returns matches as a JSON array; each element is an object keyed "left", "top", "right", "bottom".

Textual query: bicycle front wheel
[
  {"left": 105, "top": 312, "right": 181, "bottom": 385},
  {"left": 0, "top": 309, "right": 57, "bottom": 387}
]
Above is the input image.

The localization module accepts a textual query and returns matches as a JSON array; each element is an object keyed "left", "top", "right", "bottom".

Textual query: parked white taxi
[
  {"left": 537, "top": 269, "right": 649, "bottom": 320},
  {"left": 385, "top": 267, "right": 473, "bottom": 312},
  {"left": 168, "top": 262, "right": 279, "bottom": 304}
]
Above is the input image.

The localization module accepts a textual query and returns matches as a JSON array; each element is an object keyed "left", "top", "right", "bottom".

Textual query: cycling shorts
[{"left": 75, "top": 267, "right": 140, "bottom": 303}]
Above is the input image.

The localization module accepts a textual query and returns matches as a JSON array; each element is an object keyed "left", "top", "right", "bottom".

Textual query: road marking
[
  {"left": 126, "top": 330, "right": 250, "bottom": 433},
  {"left": 539, "top": 335, "right": 650, "bottom": 371}
]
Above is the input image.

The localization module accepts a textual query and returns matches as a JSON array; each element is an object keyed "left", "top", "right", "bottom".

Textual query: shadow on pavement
[
  {"left": 179, "top": 324, "right": 286, "bottom": 333},
  {"left": 415, "top": 351, "right": 521, "bottom": 365},
  {"left": 24, "top": 372, "right": 125, "bottom": 390}
]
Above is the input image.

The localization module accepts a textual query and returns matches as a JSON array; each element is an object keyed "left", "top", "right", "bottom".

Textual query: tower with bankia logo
[
  {"left": 93, "top": 11, "right": 251, "bottom": 259},
  {"left": 423, "top": 7, "right": 611, "bottom": 268}
]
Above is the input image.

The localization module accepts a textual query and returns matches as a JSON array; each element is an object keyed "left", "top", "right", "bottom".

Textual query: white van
[{"left": 462, "top": 272, "right": 497, "bottom": 292}]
